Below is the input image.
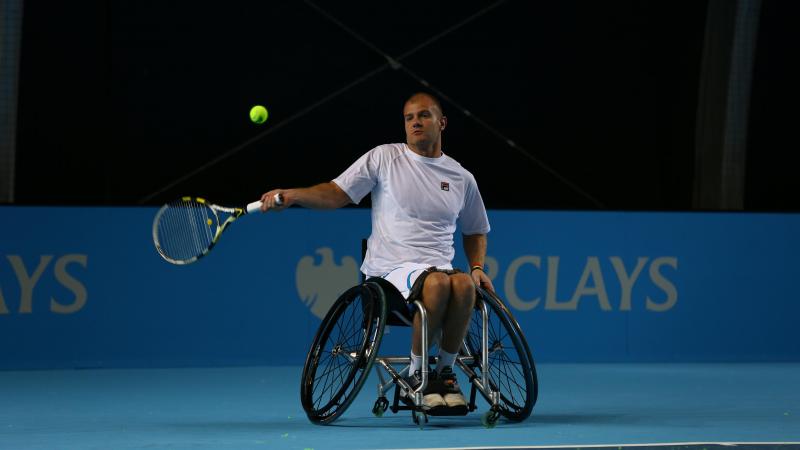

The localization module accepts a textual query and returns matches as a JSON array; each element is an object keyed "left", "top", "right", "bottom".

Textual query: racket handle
[
  {"left": 246, "top": 201, "right": 262, "bottom": 214},
  {"left": 245, "top": 193, "right": 283, "bottom": 214}
]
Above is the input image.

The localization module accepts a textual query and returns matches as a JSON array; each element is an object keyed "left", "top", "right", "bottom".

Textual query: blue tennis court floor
[{"left": 1, "top": 363, "right": 798, "bottom": 450}]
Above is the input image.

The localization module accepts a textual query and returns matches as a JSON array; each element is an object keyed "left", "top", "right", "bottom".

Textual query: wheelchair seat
[{"left": 363, "top": 276, "right": 414, "bottom": 327}]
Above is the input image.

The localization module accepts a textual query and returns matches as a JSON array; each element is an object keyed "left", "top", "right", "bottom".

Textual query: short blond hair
[{"left": 404, "top": 92, "right": 444, "bottom": 116}]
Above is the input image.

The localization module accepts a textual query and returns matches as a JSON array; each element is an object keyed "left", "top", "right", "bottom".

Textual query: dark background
[{"left": 13, "top": 0, "right": 798, "bottom": 210}]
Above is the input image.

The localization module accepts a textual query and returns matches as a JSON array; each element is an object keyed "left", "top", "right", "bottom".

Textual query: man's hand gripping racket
[{"left": 152, "top": 193, "right": 283, "bottom": 265}]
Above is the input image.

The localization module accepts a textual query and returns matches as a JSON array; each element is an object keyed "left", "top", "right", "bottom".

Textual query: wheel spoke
[{"left": 314, "top": 353, "right": 345, "bottom": 406}]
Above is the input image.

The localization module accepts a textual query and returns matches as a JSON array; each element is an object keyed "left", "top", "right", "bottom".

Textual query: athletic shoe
[
  {"left": 405, "top": 369, "right": 446, "bottom": 411},
  {"left": 438, "top": 366, "right": 468, "bottom": 412}
]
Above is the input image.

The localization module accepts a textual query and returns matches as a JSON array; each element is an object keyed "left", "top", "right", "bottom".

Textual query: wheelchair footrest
[
  {"left": 426, "top": 405, "right": 469, "bottom": 417},
  {"left": 396, "top": 394, "right": 470, "bottom": 416}
]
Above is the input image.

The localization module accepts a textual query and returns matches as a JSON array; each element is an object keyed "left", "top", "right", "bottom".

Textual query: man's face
[{"left": 403, "top": 96, "right": 446, "bottom": 148}]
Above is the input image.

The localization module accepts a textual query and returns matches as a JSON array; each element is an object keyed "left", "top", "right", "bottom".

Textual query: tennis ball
[{"left": 249, "top": 105, "right": 268, "bottom": 124}]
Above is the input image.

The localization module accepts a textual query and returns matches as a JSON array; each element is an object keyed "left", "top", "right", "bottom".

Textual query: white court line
[{"left": 384, "top": 442, "right": 800, "bottom": 450}]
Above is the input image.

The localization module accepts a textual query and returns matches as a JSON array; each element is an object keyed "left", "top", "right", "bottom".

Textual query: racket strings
[{"left": 156, "top": 200, "right": 216, "bottom": 262}]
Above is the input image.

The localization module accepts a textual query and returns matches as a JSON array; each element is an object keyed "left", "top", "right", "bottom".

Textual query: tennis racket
[{"left": 152, "top": 194, "right": 282, "bottom": 265}]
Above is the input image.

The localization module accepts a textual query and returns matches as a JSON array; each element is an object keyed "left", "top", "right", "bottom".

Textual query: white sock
[
  {"left": 410, "top": 351, "right": 423, "bottom": 374},
  {"left": 436, "top": 350, "right": 458, "bottom": 372}
]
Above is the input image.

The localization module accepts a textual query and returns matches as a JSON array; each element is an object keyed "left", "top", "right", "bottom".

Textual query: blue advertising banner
[{"left": 1, "top": 207, "right": 798, "bottom": 369}]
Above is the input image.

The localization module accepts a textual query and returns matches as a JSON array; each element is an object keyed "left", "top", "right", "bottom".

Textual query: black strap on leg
[
  {"left": 365, "top": 267, "right": 463, "bottom": 327},
  {"left": 406, "top": 267, "right": 462, "bottom": 305}
]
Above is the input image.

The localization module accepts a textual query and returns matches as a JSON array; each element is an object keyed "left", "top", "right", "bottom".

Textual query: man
[{"left": 259, "top": 92, "right": 493, "bottom": 413}]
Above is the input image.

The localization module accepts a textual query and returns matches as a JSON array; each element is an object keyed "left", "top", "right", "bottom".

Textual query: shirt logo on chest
[{"left": 440, "top": 181, "right": 450, "bottom": 191}]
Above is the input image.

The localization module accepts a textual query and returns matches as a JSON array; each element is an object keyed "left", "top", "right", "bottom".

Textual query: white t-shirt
[{"left": 333, "top": 143, "right": 490, "bottom": 276}]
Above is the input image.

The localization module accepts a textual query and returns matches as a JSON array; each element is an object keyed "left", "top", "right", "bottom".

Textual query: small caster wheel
[
  {"left": 481, "top": 409, "right": 501, "bottom": 428},
  {"left": 412, "top": 410, "right": 428, "bottom": 428},
  {"left": 372, "top": 397, "right": 389, "bottom": 417}
]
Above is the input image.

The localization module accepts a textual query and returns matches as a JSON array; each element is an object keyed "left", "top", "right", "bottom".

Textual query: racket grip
[
  {"left": 246, "top": 201, "right": 262, "bottom": 214},
  {"left": 245, "top": 194, "right": 283, "bottom": 214}
]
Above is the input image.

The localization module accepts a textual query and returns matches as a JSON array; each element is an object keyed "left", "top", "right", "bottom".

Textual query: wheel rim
[
  {"left": 301, "top": 285, "right": 386, "bottom": 424},
  {"left": 465, "top": 293, "right": 535, "bottom": 421}
]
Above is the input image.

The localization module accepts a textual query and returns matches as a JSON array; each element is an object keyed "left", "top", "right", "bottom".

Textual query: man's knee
[
  {"left": 450, "top": 273, "right": 476, "bottom": 310},
  {"left": 421, "top": 272, "right": 450, "bottom": 307}
]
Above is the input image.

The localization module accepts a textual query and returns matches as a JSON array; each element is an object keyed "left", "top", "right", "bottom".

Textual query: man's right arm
[{"left": 259, "top": 182, "right": 352, "bottom": 212}]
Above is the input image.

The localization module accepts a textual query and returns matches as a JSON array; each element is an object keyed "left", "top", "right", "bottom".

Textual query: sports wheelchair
[{"left": 300, "top": 266, "right": 538, "bottom": 427}]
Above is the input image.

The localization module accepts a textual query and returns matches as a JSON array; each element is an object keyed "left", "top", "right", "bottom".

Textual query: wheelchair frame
[
  {"left": 370, "top": 294, "right": 502, "bottom": 425},
  {"left": 300, "top": 279, "right": 538, "bottom": 427}
]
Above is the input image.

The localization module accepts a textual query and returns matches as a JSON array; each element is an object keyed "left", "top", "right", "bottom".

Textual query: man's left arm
[{"left": 463, "top": 233, "right": 495, "bottom": 292}]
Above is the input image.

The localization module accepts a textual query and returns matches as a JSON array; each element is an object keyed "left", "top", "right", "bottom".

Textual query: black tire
[
  {"left": 464, "top": 287, "right": 538, "bottom": 421},
  {"left": 300, "top": 282, "right": 387, "bottom": 424}
]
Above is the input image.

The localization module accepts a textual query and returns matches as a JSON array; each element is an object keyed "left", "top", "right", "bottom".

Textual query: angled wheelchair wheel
[
  {"left": 464, "top": 287, "right": 538, "bottom": 422},
  {"left": 300, "top": 282, "right": 387, "bottom": 424}
]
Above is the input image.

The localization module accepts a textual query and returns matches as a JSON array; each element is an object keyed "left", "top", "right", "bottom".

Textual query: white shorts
[{"left": 369, "top": 262, "right": 453, "bottom": 299}]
